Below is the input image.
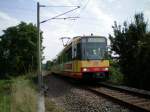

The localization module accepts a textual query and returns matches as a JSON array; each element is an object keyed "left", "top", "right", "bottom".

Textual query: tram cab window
[{"left": 81, "top": 37, "right": 107, "bottom": 60}]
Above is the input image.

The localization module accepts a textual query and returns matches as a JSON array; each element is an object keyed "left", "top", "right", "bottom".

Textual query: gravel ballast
[{"left": 44, "top": 74, "right": 135, "bottom": 112}]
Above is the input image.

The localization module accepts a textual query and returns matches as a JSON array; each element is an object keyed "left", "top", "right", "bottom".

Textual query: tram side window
[
  {"left": 56, "top": 59, "right": 58, "bottom": 64},
  {"left": 59, "top": 56, "right": 62, "bottom": 64},
  {"left": 58, "top": 56, "right": 60, "bottom": 64},
  {"left": 76, "top": 43, "right": 81, "bottom": 59},
  {"left": 68, "top": 47, "right": 72, "bottom": 61},
  {"left": 61, "top": 54, "right": 65, "bottom": 63},
  {"left": 64, "top": 53, "right": 67, "bottom": 62},
  {"left": 66, "top": 47, "right": 72, "bottom": 62}
]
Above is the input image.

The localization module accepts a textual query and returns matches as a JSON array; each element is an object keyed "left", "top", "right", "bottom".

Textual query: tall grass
[
  {"left": 0, "top": 73, "right": 64, "bottom": 112},
  {"left": 0, "top": 80, "right": 11, "bottom": 112},
  {"left": 11, "top": 75, "right": 38, "bottom": 112}
]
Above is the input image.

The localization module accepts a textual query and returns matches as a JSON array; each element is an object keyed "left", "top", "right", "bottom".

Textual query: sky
[{"left": 0, "top": 0, "right": 150, "bottom": 63}]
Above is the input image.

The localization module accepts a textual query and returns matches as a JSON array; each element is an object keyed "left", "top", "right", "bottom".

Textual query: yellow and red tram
[{"left": 51, "top": 35, "right": 110, "bottom": 80}]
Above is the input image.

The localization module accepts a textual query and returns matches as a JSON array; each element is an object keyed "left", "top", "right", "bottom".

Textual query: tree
[
  {"left": 0, "top": 22, "right": 43, "bottom": 77},
  {"left": 109, "top": 13, "right": 150, "bottom": 90}
]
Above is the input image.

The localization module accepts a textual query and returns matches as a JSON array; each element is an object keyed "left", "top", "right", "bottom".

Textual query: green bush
[{"left": 109, "top": 60, "right": 124, "bottom": 84}]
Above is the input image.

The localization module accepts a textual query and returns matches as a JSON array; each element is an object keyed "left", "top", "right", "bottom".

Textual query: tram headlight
[
  {"left": 83, "top": 68, "right": 88, "bottom": 72},
  {"left": 104, "top": 68, "right": 108, "bottom": 71}
]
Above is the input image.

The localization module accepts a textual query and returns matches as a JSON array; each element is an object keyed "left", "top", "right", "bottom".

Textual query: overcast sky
[{"left": 0, "top": 0, "right": 150, "bottom": 63}]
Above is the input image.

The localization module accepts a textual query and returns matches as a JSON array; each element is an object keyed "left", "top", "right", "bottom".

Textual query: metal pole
[{"left": 37, "top": 2, "right": 42, "bottom": 90}]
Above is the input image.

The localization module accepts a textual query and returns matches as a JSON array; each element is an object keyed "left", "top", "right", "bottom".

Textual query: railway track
[
  {"left": 85, "top": 84, "right": 150, "bottom": 112},
  {"left": 49, "top": 75, "right": 150, "bottom": 111},
  {"left": 99, "top": 82, "right": 150, "bottom": 99}
]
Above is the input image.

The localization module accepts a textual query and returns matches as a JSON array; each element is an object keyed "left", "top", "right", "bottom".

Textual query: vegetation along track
[{"left": 85, "top": 83, "right": 150, "bottom": 112}]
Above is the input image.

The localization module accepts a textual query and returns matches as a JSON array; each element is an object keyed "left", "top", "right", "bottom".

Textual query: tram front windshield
[{"left": 81, "top": 37, "right": 107, "bottom": 60}]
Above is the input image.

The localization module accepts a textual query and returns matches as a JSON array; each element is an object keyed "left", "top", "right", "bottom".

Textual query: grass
[
  {"left": 0, "top": 73, "right": 65, "bottom": 112},
  {"left": 0, "top": 73, "right": 38, "bottom": 112},
  {"left": 0, "top": 80, "right": 11, "bottom": 112},
  {"left": 11, "top": 75, "right": 38, "bottom": 112}
]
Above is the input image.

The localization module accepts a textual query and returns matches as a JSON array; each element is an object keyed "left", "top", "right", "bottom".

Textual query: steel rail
[
  {"left": 98, "top": 82, "right": 150, "bottom": 99},
  {"left": 86, "top": 86, "right": 150, "bottom": 112}
]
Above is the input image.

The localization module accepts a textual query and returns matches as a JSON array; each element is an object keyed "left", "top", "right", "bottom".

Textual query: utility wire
[
  {"left": 76, "top": 0, "right": 90, "bottom": 18},
  {"left": 55, "top": 17, "right": 79, "bottom": 19},
  {"left": 40, "top": 5, "right": 79, "bottom": 7},
  {"left": 40, "top": 6, "right": 80, "bottom": 23},
  {"left": 63, "top": 0, "right": 90, "bottom": 35}
]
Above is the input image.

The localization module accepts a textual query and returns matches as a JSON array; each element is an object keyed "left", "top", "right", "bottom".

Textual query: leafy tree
[
  {"left": 0, "top": 22, "right": 43, "bottom": 77},
  {"left": 109, "top": 13, "right": 150, "bottom": 90}
]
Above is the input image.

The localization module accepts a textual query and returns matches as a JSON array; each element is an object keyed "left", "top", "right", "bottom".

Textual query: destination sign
[{"left": 87, "top": 37, "right": 106, "bottom": 43}]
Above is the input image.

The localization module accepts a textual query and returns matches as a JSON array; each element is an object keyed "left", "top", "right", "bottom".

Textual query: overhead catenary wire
[
  {"left": 40, "top": 5, "right": 80, "bottom": 7},
  {"left": 53, "top": 16, "right": 80, "bottom": 20},
  {"left": 80, "top": 0, "right": 90, "bottom": 14},
  {"left": 40, "top": 6, "right": 80, "bottom": 23}
]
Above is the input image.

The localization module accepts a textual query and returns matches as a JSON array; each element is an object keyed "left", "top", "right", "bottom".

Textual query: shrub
[{"left": 109, "top": 60, "right": 124, "bottom": 84}]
